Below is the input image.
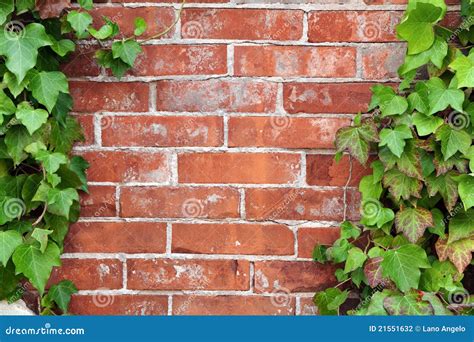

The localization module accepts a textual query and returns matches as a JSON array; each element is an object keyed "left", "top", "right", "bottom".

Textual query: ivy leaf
[
  {"left": 0, "top": 261, "right": 21, "bottom": 300},
  {"left": 369, "top": 85, "right": 408, "bottom": 117},
  {"left": 0, "top": 88, "right": 16, "bottom": 116},
  {"left": 426, "top": 77, "right": 465, "bottom": 115},
  {"left": 312, "top": 245, "right": 328, "bottom": 263},
  {"left": 15, "top": 101, "right": 48, "bottom": 135},
  {"left": 47, "top": 188, "right": 79, "bottom": 218},
  {"left": 0, "top": 230, "right": 22, "bottom": 267},
  {"left": 395, "top": 207, "right": 433, "bottom": 243},
  {"left": 380, "top": 141, "right": 423, "bottom": 180},
  {"left": 0, "top": 23, "right": 52, "bottom": 82},
  {"left": 111, "top": 40, "right": 142, "bottom": 67},
  {"left": 68, "top": 156, "right": 89, "bottom": 192},
  {"left": 5, "top": 125, "right": 36, "bottom": 165},
  {"left": 95, "top": 49, "right": 131, "bottom": 79},
  {"left": 383, "top": 291, "right": 434, "bottom": 315},
  {"left": 35, "top": 0, "right": 71, "bottom": 19},
  {"left": 448, "top": 209, "right": 474, "bottom": 244},
  {"left": 428, "top": 208, "right": 446, "bottom": 237},
  {"left": 46, "top": 280, "right": 78, "bottom": 313},
  {"left": 35, "top": 150, "right": 67, "bottom": 174},
  {"left": 422, "top": 293, "right": 453, "bottom": 315},
  {"left": 398, "top": 36, "right": 448, "bottom": 75},
  {"left": 426, "top": 172, "right": 459, "bottom": 212},
  {"left": 3, "top": 71, "right": 29, "bottom": 98},
  {"left": 344, "top": 247, "right": 367, "bottom": 274},
  {"left": 50, "top": 116, "right": 83, "bottom": 153},
  {"left": 435, "top": 125, "right": 472, "bottom": 161},
  {"left": 383, "top": 168, "right": 422, "bottom": 201},
  {"left": 407, "top": 82, "right": 429, "bottom": 114},
  {"left": 78, "top": 0, "right": 93, "bottom": 10},
  {"left": 66, "top": 10, "right": 92, "bottom": 37},
  {"left": 31, "top": 228, "right": 53, "bottom": 253},
  {"left": 29, "top": 70, "right": 69, "bottom": 112},
  {"left": 51, "top": 39, "right": 75, "bottom": 57},
  {"left": 449, "top": 49, "right": 474, "bottom": 88},
  {"left": 314, "top": 288, "right": 349, "bottom": 315},
  {"left": 335, "top": 123, "right": 378, "bottom": 165},
  {"left": 435, "top": 237, "right": 474, "bottom": 273},
  {"left": 412, "top": 112, "right": 443, "bottom": 136},
  {"left": 456, "top": 175, "right": 474, "bottom": 211},
  {"left": 381, "top": 244, "right": 431, "bottom": 292},
  {"left": 364, "top": 257, "right": 393, "bottom": 289},
  {"left": 366, "top": 291, "right": 390, "bottom": 315},
  {"left": 88, "top": 24, "right": 114, "bottom": 40},
  {"left": 396, "top": 2, "right": 441, "bottom": 55},
  {"left": 359, "top": 175, "right": 382, "bottom": 200},
  {"left": 134, "top": 17, "right": 147, "bottom": 36},
  {"left": 379, "top": 125, "right": 413, "bottom": 158},
  {"left": 12, "top": 242, "right": 61, "bottom": 295},
  {"left": 340, "top": 221, "right": 361, "bottom": 239},
  {"left": 0, "top": 0, "right": 14, "bottom": 25}
]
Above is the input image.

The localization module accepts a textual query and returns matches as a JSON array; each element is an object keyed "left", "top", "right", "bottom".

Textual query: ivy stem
[
  {"left": 139, "top": 0, "right": 185, "bottom": 43},
  {"left": 32, "top": 166, "right": 47, "bottom": 227},
  {"left": 335, "top": 278, "right": 351, "bottom": 288}
]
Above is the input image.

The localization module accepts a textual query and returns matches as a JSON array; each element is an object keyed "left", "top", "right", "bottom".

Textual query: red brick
[
  {"left": 297, "top": 227, "right": 340, "bottom": 258},
  {"left": 283, "top": 82, "right": 373, "bottom": 114},
  {"left": 79, "top": 185, "right": 116, "bottom": 218},
  {"left": 65, "top": 222, "right": 167, "bottom": 253},
  {"left": 245, "top": 188, "right": 346, "bottom": 221},
  {"left": 172, "top": 223, "right": 294, "bottom": 255},
  {"left": 50, "top": 259, "right": 123, "bottom": 290},
  {"left": 181, "top": 9, "right": 303, "bottom": 40},
  {"left": 70, "top": 82, "right": 149, "bottom": 112},
  {"left": 69, "top": 295, "right": 168, "bottom": 315},
  {"left": 81, "top": 151, "right": 169, "bottom": 183},
  {"left": 173, "top": 295, "right": 294, "bottom": 315},
  {"left": 361, "top": 44, "right": 406, "bottom": 79},
  {"left": 228, "top": 117, "right": 351, "bottom": 149},
  {"left": 178, "top": 153, "right": 300, "bottom": 184},
  {"left": 299, "top": 297, "right": 317, "bottom": 315},
  {"left": 74, "top": 114, "right": 94, "bottom": 146},
  {"left": 364, "top": 0, "right": 457, "bottom": 3},
  {"left": 234, "top": 46, "right": 356, "bottom": 77},
  {"left": 131, "top": 45, "right": 227, "bottom": 76},
  {"left": 156, "top": 80, "right": 277, "bottom": 113},
  {"left": 306, "top": 154, "right": 372, "bottom": 186},
  {"left": 114, "top": 0, "right": 228, "bottom": 2},
  {"left": 101, "top": 116, "right": 223, "bottom": 147},
  {"left": 254, "top": 261, "right": 336, "bottom": 293},
  {"left": 127, "top": 259, "right": 250, "bottom": 290},
  {"left": 308, "top": 11, "right": 402, "bottom": 42},
  {"left": 91, "top": 7, "right": 175, "bottom": 38},
  {"left": 61, "top": 45, "right": 100, "bottom": 77},
  {"left": 120, "top": 187, "right": 240, "bottom": 218}
]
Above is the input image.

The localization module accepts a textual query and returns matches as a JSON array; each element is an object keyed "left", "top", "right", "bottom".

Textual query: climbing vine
[
  {"left": 314, "top": 0, "right": 474, "bottom": 315},
  {"left": 0, "top": 0, "right": 179, "bottom": 314}
]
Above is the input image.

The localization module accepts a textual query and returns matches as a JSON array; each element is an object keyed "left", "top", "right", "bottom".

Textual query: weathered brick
[
  {"left": 361, "top": 44, "right": 406, "bottom": 79},
  {"left": 61, "top": 45, "right": 100, "bottom": 77},
  {"left": 69, "top": 295, "right": 168, "bottom": 315},
  {"left": 127, "top": 259, "right": 250, "bottom": 290},
  {"left": 299, "top": 297, "right": 318, "bottom": 315},
  {"left": 73, "top": 114, "right": 94, "bottom": 146},
  {"left": 101, "top": 116, "right": 223, "bottom": 147},
  {"left": 172, "top": 223, "right": 294, "bottom": 255},
  {"left": 178, "top": 153, "right": 300, "bottom": 184},
  {"left": 120, "top": 187, "right": 240, "bottom": 218},
  {"left": 81, "top": 151, "right": 170, "bottom": 183},
  {"left": 297, "top": 227, "right": 340, "bottom": 258},
  {"left": 156, "top": 80, "right": 277, "bottom": 113},
  {"left": 49, "top": 259, "right": 123, "bottom": 290},
  {"left": 306, "top": 154, "right": 372, "bottom": 186},
  {"left": 70, "top": 82, "right": 149, "bottom": 112},
  {"left": 181, "top": 9, "right": 303, "bottom": 40},
  {"left": 254, "top": 261, "right": 337, "bottom": 293},
  {"left": 245, "top": 188, "right": 346, "bottom": 221},
  {"left": 308, "top": 11, "right": 402, "bottom": 42},
  {"left": 228, "top": 117, "right": 351, "bottom": 149},
  {"left": 283, "top": 82, "right": 373, "bottom": 113},
  {"left": 234, "top": 46, "right": 356, "bottom": 77},
  {"left": 79, "top": 185, "right": 117, "bottom": 218},
  {"left": 65, "top": 222, "right": 167, "bottom": 253},
  {"left": 173, "top": 295, "right": 294, "bottom": 315}
]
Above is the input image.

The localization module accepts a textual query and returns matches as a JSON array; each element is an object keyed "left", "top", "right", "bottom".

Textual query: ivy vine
[
  {"left": 0, "top": 0, "right": 178, "bottom": 314},
  {"left": 314, "top": 0, "right": 474, "bottom": 315}
]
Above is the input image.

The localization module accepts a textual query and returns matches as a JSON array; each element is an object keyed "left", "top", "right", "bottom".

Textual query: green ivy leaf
[
  {"left": 15, "top": 101, "right": 48, "bottom": 135},
  {"left": 426, "top": 77, "right": 465, "bottom": 115},
  {"left": 395, "top": 207, "right": 433, "bottom": 243},
  {"left": 412, "top": 112, "right": 444, "bottom": 136},
  {"left": 449, "top": 49, "right": 474, "bottom": 88},
  {"left": 379, "top": 125, "right": 413, "bottom": 158},
  {"left": 448, "top": 209, "right": 474, "bottom": 244},
  {"left": 0, "top": 230, "right": 22, "bottom": 267},
  {"left": 51, "top": 39, "right": 75, "bottom": 57},
  {"left": 0, "top": 0, "right": 14, "bottom": 25},
  {"left": 111, "top": 40, "right": 142, "bottom": 67},
  {"left": 88, "top": 24, "right": 114, "bottom": 40},
  {"left": 35, "top": 150, "right": 67, "bottom": 174},
  {"left": 46, "top": 280, "right": 78, "bottom": 313},
  {"left": 344, "top": 247, "right": 367, "bottom": 273},
  {"left": 398, "top": 36, "right": 448, "bottom": 75},
  {"left": 426, "top": 172, "right": 459, "bottom": 212},
  {"left": 314, "top": 288, "right": 349, "bottom": 315},
  {"left": 428, "top": 208, "right": 446, "bottom": 237},
  {"left": 78, "top": 0, "right": 93, "bottom": 10},
  {"left": 381, "top": 244, "right": 431, "bottom": 292},
  {"left": 12, "top": 242, "right": 61, "bottom": 295},
  {"left": 5, "top": 125, "right": 37, "bottom": 165},
  {"left": 50, "top": 116, "right": 83, "bottom": 153},
  {"left": 369, "top": 85, "right": 408, "bottom": 117},
  {"left": 383, "top": 168, "right": 422, "bottom": 201},
  {"left": 29, "top": 70, "right": 69, "bottom": 112},
  {"left": 66, "top": 11, "right": 93, "bottom": 37},
  {"left": 47, "top": 188, "right": 79, "bottom": 218},
  {"left": 3, "top": 71, "right": 29, "bottom": 98},
  {"left": 435, "top": 125, "right": 472, "bottom": 161},
  {"left": 456, "top": 175, "right": 474, "bottom": 210},
  {"left": 422, "top": 292, "right": 453, "bottom": 315},
  {"left": 31, "top": 228, "right": 53, "bottom": 253},
  {"left": 340, "top": 221, "right": 361, "bottom": 239},
  {"left": 134, "top": 17, "right": 147, "bottom": 36},
  {"left": 0, "top": 23, "right": 52, "bottom": 82},
  {"left": 335, "top": 123, "right": 378, "bottom": 165},
  {"left": 359, "top": 175, "right": 383, "bottom": 200},
  {"left": 383, "top": 290, "right": 434, "bottom": 315}
]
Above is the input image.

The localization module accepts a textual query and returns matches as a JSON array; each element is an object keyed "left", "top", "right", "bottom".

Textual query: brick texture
[{"left": 64, "top": 0, "right": 421, "bottom": 315}]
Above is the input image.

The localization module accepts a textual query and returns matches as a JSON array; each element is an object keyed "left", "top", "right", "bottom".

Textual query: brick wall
[{"left": 56, "top": 0, "right": 415, "bottom": 315}]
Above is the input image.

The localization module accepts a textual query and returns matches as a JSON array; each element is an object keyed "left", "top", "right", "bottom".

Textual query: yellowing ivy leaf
[
  {"left": 395, "top": 207, "right": 433, "bottom": 243},
  {"left": 435, "top": 237, "right": 474, "bottom": 273}
]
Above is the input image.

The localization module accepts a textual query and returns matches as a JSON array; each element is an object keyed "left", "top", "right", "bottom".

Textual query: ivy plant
[
  {"left": 313, "top": 0, "right": 474, "bottom": 315},
  {"left": 0, "top": 0, "right": 180, "bottom": 314}
]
